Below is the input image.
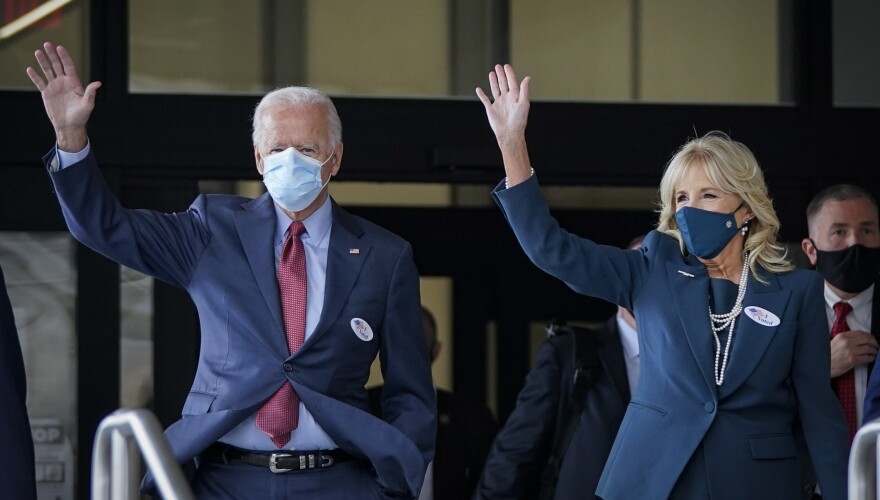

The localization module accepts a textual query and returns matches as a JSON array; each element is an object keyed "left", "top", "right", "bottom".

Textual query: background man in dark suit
[
  {"left": 474, "top": 237, "right": 642, "bottom": 500},
  {"left": 371, "top": 306, "right": 499, "bottom": 500},
  {"left": 28, "top": 42, "right": 434, "bottom": 499},
  {"left": 801, "top": 185, "right": 880, "bottom": 429},
  {"left": 0, "top": 262, "right": 37, "bottom": 499}
]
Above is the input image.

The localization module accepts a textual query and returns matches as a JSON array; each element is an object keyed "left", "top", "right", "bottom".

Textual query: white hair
[{"left": 251, "top": 86, "right": 342, "bottom": 147}]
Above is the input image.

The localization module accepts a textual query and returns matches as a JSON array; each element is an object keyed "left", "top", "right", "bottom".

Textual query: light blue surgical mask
[
  {"left": 675, "top": 202, "right": 745, "bottom": 259},
  {"left": 261, "top": 147, "right": 334, "bottom": 212}
]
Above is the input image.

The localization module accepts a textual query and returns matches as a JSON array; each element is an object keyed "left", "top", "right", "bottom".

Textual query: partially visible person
[
  {"left": 802, "top": 185, "right": 880, "bottom": 434},
  {"left": 28, "top": 42, "right": 434, "bottom": 499},
  {"left": 0, "top": 262, "right": 37, "bottom": 499},
  {"left": 475, "top": 64, "right": 848, "bottom": 499},
  {"left": 475, "top": 236, "right": 643, "bottom": 500},
  {"left": 370, "top": 306, "right": 499, "bottom": 500}
]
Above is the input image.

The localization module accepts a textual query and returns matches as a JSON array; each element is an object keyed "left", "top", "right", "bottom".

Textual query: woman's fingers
[{"left": 496, "top": 64, "right": 508, "bottom": 93}]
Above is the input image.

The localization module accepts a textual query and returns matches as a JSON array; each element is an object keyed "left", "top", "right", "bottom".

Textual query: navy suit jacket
[
  {"left": 475, "top": 318, "right": 629, "bottom": 500},
  {"left": 45, "top": 150, "right": 436, "bottom": 499},
  {"left": 493, "top": 176, "right": 848, "bottom": 500},
  {"left": 370, "top": 386, "right": 499, "bottom": 499},
  {"left": 0, "top": 264, "right": 37, "bottom": 499},
  {"left": 858, "top": 285, "right": 880, "bottom": 423}
]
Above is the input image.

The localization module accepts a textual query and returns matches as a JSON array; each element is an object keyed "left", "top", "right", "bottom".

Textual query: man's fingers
[
  {"left": 44, "top": 42, "right": 65, "bottom": 78},
  {"left": 35, "top": 49, "right": 55, "bottom": 80},
  {"left": 83, "top": 81, "right": 102, "bottom": 102},
  {"left": 25, "top": 67, "right": 46, "bottom": 91},
  {"left": 57, "top": 45, "right": 79, "bottom": 81}
]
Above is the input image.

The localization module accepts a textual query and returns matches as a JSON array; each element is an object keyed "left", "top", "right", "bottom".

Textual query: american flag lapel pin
[{"left": 349, "top": 248, "right": 360, "bottom": 254}]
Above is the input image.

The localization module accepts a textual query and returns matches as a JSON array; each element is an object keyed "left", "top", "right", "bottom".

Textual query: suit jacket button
[
  {"left": 704, "top": 402, "right": 715, "bottom": 413},
  {"left": 282, "top": 362, "right": 293, "bottom": 372}
]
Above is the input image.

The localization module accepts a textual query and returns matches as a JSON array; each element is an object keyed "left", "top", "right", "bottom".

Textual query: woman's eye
[
  {"left": 703, "top": 193, "right": 717, "bottom": 199},
  {"left": 675, "top": 195, "right": 688, "bottom": 203}
]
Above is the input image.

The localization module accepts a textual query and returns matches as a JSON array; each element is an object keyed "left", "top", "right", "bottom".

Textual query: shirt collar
[
  {"left": 825, "top": 283, "right": 874, "bottom": 323},
  {"left": 273, "top": 196, "right": 333, "bottom": 247},
  {"left": 616, "top": 312, "right": 639, "bottom": 360}
]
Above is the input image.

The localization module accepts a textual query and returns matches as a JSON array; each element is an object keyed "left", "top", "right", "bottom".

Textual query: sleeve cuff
[{"left": 53, "top": 140, "right": 91, "bottom": 172}]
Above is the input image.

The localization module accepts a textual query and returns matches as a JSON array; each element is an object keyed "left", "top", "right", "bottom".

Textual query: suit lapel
[
  {"left": 717, "top": 271, "right": 791, "bottom": 398},
  {"left": 870, "top": 282, "right": 879, "bottom": 377},
  {"left": 233, "top": 194, "right": 287, "bottom": 352},
  {"left": 301, "top": 200, "right": 371, "bottom": 349},
  {"left": 666, "top": 259, "right": 715, "bottom": 392}
]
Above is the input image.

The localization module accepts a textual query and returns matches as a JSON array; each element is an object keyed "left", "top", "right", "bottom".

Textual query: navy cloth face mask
[
  {"left": 813, "top": 243, "right": 880, "bottom": 294},
  {"left": 675, "top": 202, "right": 744, "bottom": 259}
]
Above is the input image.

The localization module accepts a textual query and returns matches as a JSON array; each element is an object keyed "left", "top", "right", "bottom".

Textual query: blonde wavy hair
[{"left": 656, "top": 132, "right": 792, "bottom": 281}]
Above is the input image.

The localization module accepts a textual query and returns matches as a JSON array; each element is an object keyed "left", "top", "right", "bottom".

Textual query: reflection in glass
[
  {"left": 129, "top": 0, "right": 450, "bottom": 96},
  {"left": 0, "top": 231, "right": 77, "bottom": 498},
  {"left": 833, "top": 0, "right": 880, "bottom": 107},
  {"left": 120, "top": 267, "right": 153, "bottom": 408},
  {"left": 512, "top": 0, "right": 789, "bottom": 104},
  {"left": 0, "top": 0, "right": 89, "bottom": 90}
]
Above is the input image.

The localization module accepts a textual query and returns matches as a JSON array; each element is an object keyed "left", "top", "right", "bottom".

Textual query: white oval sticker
[
  {"left": 744, "top": 306, "right": 780, "bottom": 327},
  {"left": 350, "top": 318, "right": 374, "bottom": 341}
]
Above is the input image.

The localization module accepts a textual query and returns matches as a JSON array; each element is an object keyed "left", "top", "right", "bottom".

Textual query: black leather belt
[{"left": 204, "top": 443, "right": 353, "bottom": 473}]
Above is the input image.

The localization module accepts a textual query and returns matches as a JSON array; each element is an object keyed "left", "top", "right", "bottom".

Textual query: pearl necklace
[{"left": 708, "top": 252, "right": 750, "bottom": 386}]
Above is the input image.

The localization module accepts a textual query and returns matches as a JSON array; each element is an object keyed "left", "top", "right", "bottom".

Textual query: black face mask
[{"left": 813, "top": 243, "right": 880, "bottom": 294}]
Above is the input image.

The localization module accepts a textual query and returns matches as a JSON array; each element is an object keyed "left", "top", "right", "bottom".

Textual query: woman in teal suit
[{"left": 476, "top": 65, "right": 848, "bottom": 499}]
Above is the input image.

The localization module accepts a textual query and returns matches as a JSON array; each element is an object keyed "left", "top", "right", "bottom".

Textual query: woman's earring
[{"left": 741, "top": 218, "right": 750, "bottom": 236}]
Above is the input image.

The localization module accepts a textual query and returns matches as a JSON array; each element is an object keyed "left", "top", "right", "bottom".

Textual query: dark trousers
[{"left": 191, "top": 457, "right": 383, "bottom": 499}]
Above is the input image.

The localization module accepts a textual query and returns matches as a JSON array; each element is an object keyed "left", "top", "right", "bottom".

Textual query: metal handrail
[
  {"left": 91, "top": 408, "right": 194, "bottom": 500},
  {"left": 849, "top": 418, "right": 880, "bottom": 500}
]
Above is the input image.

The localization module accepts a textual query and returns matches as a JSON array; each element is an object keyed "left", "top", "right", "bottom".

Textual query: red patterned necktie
[
  {"left": 831, "top": 301, "right": 857, "bottom": 441},
  {"left": 257, "top": 221, "right": 307, "bottom": 448}
]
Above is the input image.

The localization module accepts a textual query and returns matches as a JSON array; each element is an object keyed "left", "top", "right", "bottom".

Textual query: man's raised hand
[{"left": 26, "top": 42, "right": 101, "bottom": 152}]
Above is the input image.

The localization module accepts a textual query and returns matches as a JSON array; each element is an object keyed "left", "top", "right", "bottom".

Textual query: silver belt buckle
[{"left": 268, "top": 453, "right": 293, "bottom": 473}]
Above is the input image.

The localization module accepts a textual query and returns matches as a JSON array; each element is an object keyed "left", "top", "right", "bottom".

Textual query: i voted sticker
[
  {"left": 350, "top": 318, "right": 374, "bottom": 341},
  {"left": 744, "top": 306, "right": 780, "bottom": 327}
]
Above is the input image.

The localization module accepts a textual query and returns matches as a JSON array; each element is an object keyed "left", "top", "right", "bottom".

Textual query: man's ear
[
  {"left": 330, "top": 142, "right": 343, "bottom": 176},
  {"left": 254, "top": 145, "right": 264, "bottom": 175},
  {"left": 801, "top": 238, "right": 819, "bottom": 266}
]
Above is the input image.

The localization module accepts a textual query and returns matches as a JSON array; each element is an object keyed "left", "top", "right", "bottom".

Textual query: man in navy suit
[
  {"left": 475, "top": 238, "right": 642, "bottom": 500},
  {"left": 28, "top": 42, "right": 435, "bottom": 499},
  {"left": 802, "top": 185, "right": 880, "bottom": 430},
  {"left": 0, "top": 263, "right": 37, "bottom": 499}
]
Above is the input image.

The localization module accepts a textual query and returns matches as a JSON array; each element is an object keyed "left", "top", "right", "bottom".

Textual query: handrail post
[
  {"left": 91, "top": 408, "right": 193, "bottom": 500},
  {"left": 849, "top": 418, "right": 880, "bottom": 500}
]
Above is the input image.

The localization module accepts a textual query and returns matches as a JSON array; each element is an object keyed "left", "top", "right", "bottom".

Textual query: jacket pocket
[
  {"left": 749, "top": 433, "right": 796, "bottom": 460},
  {"left": 628, "top": 399, "right": 668, "bottom": 416},
  {"left": 182, "top": 391, "right": 217, "bottom": 416}
]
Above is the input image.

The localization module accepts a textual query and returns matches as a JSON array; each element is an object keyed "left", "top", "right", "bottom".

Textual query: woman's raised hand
[{"left": 476, "top": 64, "right": 531, "bottom": 145}]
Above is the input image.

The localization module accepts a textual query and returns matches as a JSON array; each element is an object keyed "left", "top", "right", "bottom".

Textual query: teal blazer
[{"left": 493, "top": 176, "right": 848, "bottom": 500}]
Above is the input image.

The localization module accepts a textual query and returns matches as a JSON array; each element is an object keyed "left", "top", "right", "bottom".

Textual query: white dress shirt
[
  {"left": 825, "top": 284, "right": 874, "bottom": 427},
  {"left": 616, "top": 312, "right": 640, "bottom": 393}
]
